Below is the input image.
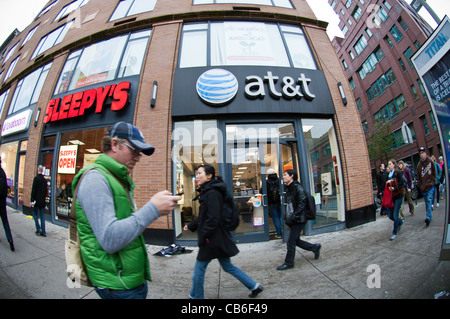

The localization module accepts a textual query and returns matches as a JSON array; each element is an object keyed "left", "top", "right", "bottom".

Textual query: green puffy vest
[{"left": 72, "top": 154, "right": 151, "bottom": 290}]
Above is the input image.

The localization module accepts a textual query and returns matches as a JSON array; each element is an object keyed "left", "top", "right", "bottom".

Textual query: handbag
[
  {"left": 65, "top": 167, "right": 133, "bottom": 287},
  {"left": 65, "top": 168, "right": 94, "bottom": 287},
  {"left": 381, "top": 188, "right": 394, "bottom": 208}
]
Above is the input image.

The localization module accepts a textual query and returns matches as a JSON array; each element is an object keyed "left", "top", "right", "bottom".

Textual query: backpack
[
  {"left": 303, "top": 188, "right": 316, "bottom": 221},
  {"left": 267, "top": 180, "right": 280, "bottom": 204},
  {"left": 221, "top": 192, "right": 240, "bottom": 231}
]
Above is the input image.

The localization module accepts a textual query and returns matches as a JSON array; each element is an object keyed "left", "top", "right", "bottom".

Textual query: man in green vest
[{"left": 73, "top": 122, "right": 181, "bottom": 299}]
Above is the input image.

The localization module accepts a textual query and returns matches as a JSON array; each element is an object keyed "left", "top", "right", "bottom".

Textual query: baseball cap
[
  {"left": 108, "top": 122, "right": 155, "bottom": 156},
  {"left": 418, "top": 147, "right": 426, "bottom": 153}
]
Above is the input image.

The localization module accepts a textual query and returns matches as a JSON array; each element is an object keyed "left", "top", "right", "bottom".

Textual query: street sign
[{"left": 401, "top": 122, "right": 413, "bottom": 144}]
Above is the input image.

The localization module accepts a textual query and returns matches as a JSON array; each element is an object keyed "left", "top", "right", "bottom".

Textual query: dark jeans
[
  {"left": 0, "top": 199, "right": 13, "bottom": 243},
  {"left": 285, "top": 222, "right": 316, "bottom": 265},
  {"left": 94, "top": 282, "right": 148, "bottom": 299}
]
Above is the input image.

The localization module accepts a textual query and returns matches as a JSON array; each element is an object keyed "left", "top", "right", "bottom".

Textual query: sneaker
[
  {"left": 249, "top": 284, "right": 264, "bottom": 298},
  {"left": 390, "top": 234, "right": 397, "bottom": 241},
  {"left": 277, "top": 263, "right": 294, "bottom": 271},
  {"left": 437, "top": 203, "right": 440, "bottom": 208},
  {"left": 425, "top": 219, "right": 430, "bottom": 227}
]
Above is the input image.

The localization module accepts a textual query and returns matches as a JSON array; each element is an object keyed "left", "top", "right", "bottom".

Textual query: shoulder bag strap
[{"left": 68, "top": 166, "right": 133, "bottom": 242}]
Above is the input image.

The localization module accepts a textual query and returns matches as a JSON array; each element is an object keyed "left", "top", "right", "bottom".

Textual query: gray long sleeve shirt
[{"left": 77, "top": 170, "right": 160, "bottom": 254}]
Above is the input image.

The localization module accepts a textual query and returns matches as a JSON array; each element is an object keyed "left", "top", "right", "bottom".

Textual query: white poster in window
[
  {"left": 224, "top": 22, "right": 274, "bottom": 65},
  {"left": 321, "top": 172, "right": 333, "bottom": 196},
  {"left": 58, "top": 145, "right": 78, "bottom": 174}
]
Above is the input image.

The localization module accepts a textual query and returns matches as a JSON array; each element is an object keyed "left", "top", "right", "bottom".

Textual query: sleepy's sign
[{"left": 44, "top": 81, "right": 130, "bottom": 123}]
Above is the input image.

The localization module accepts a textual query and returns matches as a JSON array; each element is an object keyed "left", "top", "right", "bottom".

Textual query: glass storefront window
[
  {"left": 172, "top": 120, "right": 219, "bottom": 239},
  {"left": 55, "top": 127, "right": 109, "bottom": 221},
  {"left": 179, "top": 21, "right": 317, "bottom": 69},
  {"left": 0, "top": 142, "right": 18, "bottom": 201},
  {"left": 54, "top": 29, "right": 151, "bottom": 94},
  {"left": 302, "top": 119, "right": 344, "bottom": 228}
]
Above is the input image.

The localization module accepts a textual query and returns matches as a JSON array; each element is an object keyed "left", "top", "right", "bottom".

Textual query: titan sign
[{"left": 44, "top": 81, "right": 130, "bottom": 123}]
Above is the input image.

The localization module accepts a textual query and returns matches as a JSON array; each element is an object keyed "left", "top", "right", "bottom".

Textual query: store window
[
  {"left": 8, "top": 63, "right": 52, "bottom": 115},
  {"left": 31, "top": 21, "right": 74, "bottom": 59},
  {"left": 55, "top": 127, "right": 109, "bottom": 222},
  {"left": 171, "top": 120, "right": 220, "bottom": 239},
  {"left": 0, "top": 141, "right": 18, "bottom": 204},
  {"left": 179, "top": 21, "right": 316, "bottom": 69},
  {"left": 110, "top": 0, "right": 157, "bottom": 21},
  {"left": 54, "top": 29, "right": 151, "bottom": 94},
  {"left": 302, "top": 119, "right": 344, "bottom": 228},
  {"left": 193, "top": 0, "right": 293, "bottom": 8}
]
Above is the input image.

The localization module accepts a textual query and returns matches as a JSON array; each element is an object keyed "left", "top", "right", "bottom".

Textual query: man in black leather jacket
[{"left": 277, "top": 169, "right": 321, "bottom": 270}]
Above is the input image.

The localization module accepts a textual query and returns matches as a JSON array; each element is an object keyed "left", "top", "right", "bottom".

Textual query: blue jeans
[
  {"left": 32, "top": 206, "right": 46, "bottom": 235},
  {"left": 269, "top": 203, "right": 282, "bottom": 236},
  {"left": 94, "top": 282, "right": 148, "bottom": 299},
  {"left": 388, "top": 196, "right": 404, "bottom": 235},
  {"left": 423, "top": 188, "right": 435, "bottom": 221},
  {"left": 190, "top": 258, "right": 258, "bottom": 299}
]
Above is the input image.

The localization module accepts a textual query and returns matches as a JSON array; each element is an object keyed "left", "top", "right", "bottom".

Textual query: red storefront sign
[{"left": 43, "top": 81, "right": 130, "bottom": 123}]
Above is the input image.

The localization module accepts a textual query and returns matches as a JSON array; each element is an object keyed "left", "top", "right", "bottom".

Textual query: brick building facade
[
  {"left": 0, "top": 0, "right": 374, "bottom": 244},
  {"left": 330, "top": 0, "right": 441, "bottom": 177}
]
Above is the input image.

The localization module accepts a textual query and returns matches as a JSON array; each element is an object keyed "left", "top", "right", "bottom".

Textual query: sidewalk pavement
[{"left": 0, "top": 199, "right": 449, "bottom": 299}]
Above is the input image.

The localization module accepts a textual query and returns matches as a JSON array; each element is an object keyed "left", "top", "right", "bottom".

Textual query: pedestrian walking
[
  {"left": 184, "top": 164, "right": 263, "bottom": 299},
  {"left": 439, "top": 156, "right": 446, "bottom": 200},
  {"left": 386, "top": 159, "right": 406, "bottom": 241},
  {"left": 72, "top": 121, "right": 181, "bottom": 299},
  {"left": 376, "top": 163, "right": 388, "bottom": 216},
  {"left": 266, "top": 168, "right": 282, "bottom": 239},
  {"left": 431, "top": 155, "right": 442, "bottom": 209},
  {"left": 416, "top": 147, "right": 436, "bottom": 227},
  {"left": 277, "top": 169, "right": 321, "bottom": 270},
  {"left": 31, "top": 165, "right": 48, "bottom": 237},
  {"left": 0, "top": 159, "right": 14, "bottom": 251},
  {"left": 398, "top": 161, "right": 414, "bottom": 216}
]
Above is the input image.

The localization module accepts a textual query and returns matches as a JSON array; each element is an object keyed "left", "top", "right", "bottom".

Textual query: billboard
[{"left": 412, "top": 16, "right": 450, "bottom": 261}]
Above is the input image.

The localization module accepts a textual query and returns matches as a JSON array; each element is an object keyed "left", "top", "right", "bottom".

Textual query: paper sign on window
[{"left": 58, "top": 145, "right": 78, "bottom": 174}]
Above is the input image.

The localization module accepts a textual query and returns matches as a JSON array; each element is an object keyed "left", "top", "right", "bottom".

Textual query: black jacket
[
  {"left": 188, "top": 178, "right": 239, "bottom": 261},
  {"left": 31, "top": 174, "right": 48, "bottom": 208},
  {"left": 285, "top": 181, "right": 307, "bottom": 226},
  {"left": 0, "top": 167, "right": 7, "bottom": 199},
  {"left": 387, "top": 169, "right": 406, "bottom": 201}
]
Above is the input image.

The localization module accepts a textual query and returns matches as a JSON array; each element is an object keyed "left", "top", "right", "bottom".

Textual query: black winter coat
[
  {"left": 188, "top": 178, "right": 239, "bottom": 261},
  {"left": 285, "top": 181, "right": 307, "bottom": 226},
  {"left": 31, "top": 174, "right": 48, "bottom": 208}
]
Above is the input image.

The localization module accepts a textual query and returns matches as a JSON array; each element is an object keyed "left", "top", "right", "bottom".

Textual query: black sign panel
[{"left": 172, "top": 66, "right": 335, "bottom": 117}]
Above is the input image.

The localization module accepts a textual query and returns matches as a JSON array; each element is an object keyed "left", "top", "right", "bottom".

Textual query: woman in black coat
[
  {"left": 184, "top": 164, "right": 263, "bottom": 299},
  {"left": 277, "top": 169, "right": 321, "bottom": 271}
]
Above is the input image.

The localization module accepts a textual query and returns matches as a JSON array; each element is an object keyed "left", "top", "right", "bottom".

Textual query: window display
[{"left": 54, "top": 127, "right": 108, "bottom": 221}]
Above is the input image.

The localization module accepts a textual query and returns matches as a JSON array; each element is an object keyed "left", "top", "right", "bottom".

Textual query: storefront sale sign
[
  {"left": 412, "top": 16, "right": 450, "bottom": 261},
  {"left": 58, "top": 145, "right": 78, "bottom": 174}
]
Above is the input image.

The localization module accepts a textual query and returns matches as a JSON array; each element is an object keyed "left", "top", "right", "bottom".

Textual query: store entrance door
[{"left": 225, "top": 123, "right": 298, "bottom": 243}]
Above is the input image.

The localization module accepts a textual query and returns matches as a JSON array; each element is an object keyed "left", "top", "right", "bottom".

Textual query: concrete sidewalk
[{"left": 0, "top": 199, "right": 449, "bottom": 299}]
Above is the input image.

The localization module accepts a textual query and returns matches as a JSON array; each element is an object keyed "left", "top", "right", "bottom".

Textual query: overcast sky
[{"left": 0, "top": 0, "right": 449, "bottom": 46}]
